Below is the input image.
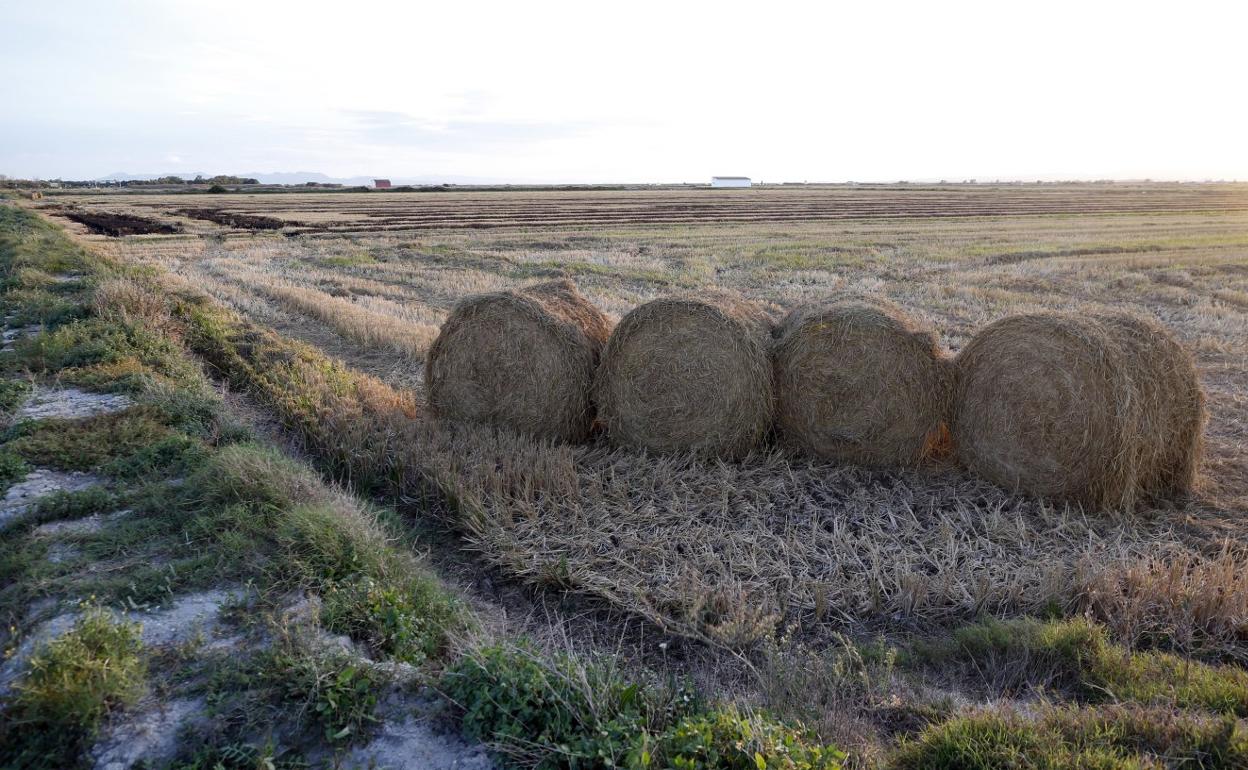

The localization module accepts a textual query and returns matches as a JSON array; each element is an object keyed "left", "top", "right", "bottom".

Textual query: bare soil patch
[
  {"left": 175, "top": 207, "right": 289, "bottom": 230},
  {"left": 62, "top": 210, "right": 180, "bottom": 237}
]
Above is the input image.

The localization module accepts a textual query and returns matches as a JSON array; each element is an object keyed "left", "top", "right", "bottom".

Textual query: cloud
[{"left": 340, "top": 110, "right": 603, "bottom": 151}]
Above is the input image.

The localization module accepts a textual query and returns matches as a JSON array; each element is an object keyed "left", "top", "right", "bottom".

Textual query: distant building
[
  {"left": 711, "top": 176, "right": 751, "bottom": 188},
  {"left": 373, "top": 179, "right": 392, "bottom": 189}
]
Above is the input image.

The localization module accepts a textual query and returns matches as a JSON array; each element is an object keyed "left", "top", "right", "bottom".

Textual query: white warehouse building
[{"left": 711, "top": 176, "right": 751, "bottom": 188}]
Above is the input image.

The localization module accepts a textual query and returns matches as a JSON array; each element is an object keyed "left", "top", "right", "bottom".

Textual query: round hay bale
[
  {"left": 952, "top": 311, "right": 1205, "bottom": 510},
  {"left": 594, "top": 291, "right": 775, "bottom": 457},
  {"left": 425, "top": 279, "right": 611, "bottom": 443},
  {"left": 773, "top": 295, "right": 952, "bottom": 467}
]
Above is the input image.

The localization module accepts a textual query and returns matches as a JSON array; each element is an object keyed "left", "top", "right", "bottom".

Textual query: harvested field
[
  {"left": 42, "top": 184, "right": 1248, "bottom": 644},
  {"left": 36, "top": 182, "right": 1248, "bottom": 235}
]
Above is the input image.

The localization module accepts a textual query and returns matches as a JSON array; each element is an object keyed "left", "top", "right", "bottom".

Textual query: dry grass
[{"left": 252, "top": 277, "right": 439, "bottom": 359}]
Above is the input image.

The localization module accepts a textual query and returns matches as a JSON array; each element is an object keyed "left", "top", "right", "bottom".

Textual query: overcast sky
[{"left": 2, "top": 0, "right": 1245, "bottom": 183}]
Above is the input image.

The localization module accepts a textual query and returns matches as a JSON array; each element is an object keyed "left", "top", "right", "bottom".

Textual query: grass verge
[{"left": 0, "top": 202, "right": 847, "bottom": 767}]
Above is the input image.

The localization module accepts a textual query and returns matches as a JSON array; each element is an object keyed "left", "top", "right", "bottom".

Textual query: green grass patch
[
  {"left": 910, "top": 617, "right": 1248, "bottom": 716},
  {"left": 316, "top": 252, "right": 377, "bottom": 268},
  {"left": 0, "top": 205, "right": 97, "bottom": 278},
  {"left": 0, "top": 605, "right": 145, "bottom": 769},
  {"left": 178, "top": 444, "right": 467, "bottom": 661},
  {"left": 5, "top": 406, "right": 177, "bottom": 471},
  {"left": 0, "top": 378, "right": 32, "bottom": 414},
  {"left": 892, "top": 705, "right": 1248, "bottom": 770},
  {"left": 12, "top": 317, "right": 195, "bottom": 384},
  {"left": 0, "top": 287, "right": 86, "bottom": 328},
  {"left": 444, "top": 643, "right": 844, "bottom": 769}
]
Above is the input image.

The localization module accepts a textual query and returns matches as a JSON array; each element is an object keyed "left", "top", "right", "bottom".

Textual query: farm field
[
  {"left": 9, "top": 184, "right": 1248, "bottom": 766},
  {"left": 39, "top": 182, "right": 1248, "bottom": 233},
  {"left": 42, "top": 185, "right": 1248, "bottom": 511}
]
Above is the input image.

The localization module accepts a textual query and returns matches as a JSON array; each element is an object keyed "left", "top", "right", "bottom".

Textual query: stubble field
[{"left": 28, "top": 183, "right": 1248, "bottom": 763}]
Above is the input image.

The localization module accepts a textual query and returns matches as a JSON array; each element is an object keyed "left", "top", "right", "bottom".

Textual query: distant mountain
[{"left": 240, "top": 171, "right": 371, "bottom": 185}]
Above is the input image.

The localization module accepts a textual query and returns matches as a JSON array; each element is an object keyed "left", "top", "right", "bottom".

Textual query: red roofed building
[{"left": 373, "top": 179, "right": 392, "bottom": 189}]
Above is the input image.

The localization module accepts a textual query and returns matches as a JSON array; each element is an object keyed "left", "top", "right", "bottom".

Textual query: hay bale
[
  {"left": 594, "top": 291, "right": 775, "bottom": 457},
  {"left": 773, "top": 295, "right": 952, "bottom": 466},
  {"left": 425, "top": 279, "right": 611, "bottom": 443},
  {"left": 952, "top": 311, "right": 1205, "bottom": 510}
]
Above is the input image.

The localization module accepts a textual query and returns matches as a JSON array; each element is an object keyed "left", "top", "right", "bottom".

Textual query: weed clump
[
  {"left": 444, "top": 643, "right": 843, "bottom": 769},
  {"left": 0, "top": 605, "right": 145, "bottom": 768}
]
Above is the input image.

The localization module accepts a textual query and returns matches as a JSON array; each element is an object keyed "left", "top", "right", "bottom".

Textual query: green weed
[
  {"left": 5, "top": 406, "right": 176, "bottom": 471},
  {"left": 892, "top": 705, "right": 1248, "bottom": 770},
  {"left": 0, "top": 378, "right": 32, "bottom": 414},
  {"left": 910, "top": 617, "right": 1248, "bottom": 716},
  {"left": 0, "top": 604, "right": 145, "bottom": 769},
  {"left": 444, "top": 643, "right": 841, "bottom": 769}
]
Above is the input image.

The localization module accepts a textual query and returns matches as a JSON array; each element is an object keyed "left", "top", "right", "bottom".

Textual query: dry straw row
[{"left": 426, "top": 279, "right": 1205, "bottom": 511}]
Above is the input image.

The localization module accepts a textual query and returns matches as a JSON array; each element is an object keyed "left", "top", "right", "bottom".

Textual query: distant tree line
[
  {"left": 150, "top": 175, "right": 260, "bottom": 185},
  {"left": 0, "top": 175, "right": 259, "bottom": 190}
]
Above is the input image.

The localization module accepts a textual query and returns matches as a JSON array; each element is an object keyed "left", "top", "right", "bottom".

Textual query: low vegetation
[
  {"left": 444, "top": 644, "right": 844, "bottom": 769},
  {"left": 0, "top": 606, "right": 145, "bottom": 768},
  {"left": 911, "top": 616, "right": 1248, "bottom": 715}
]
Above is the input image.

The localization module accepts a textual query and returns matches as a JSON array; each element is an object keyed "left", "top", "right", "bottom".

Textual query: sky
[{"left": 1, "top": 0, "right": 1245, "bottom": 183}]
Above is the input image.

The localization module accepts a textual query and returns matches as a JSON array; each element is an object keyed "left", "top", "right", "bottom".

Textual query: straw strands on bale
[
  {"left": 425, "top": 279, "right": 611, "bottom": 443},
  {"left": 773, "top": 295, "right": 953, "bottom": 467},
  {"left": 594, "top": 291, "right": 776, "bottom": 457},
  {"left": 952, "top": 311, "right": 1205, "bottom": 510}
]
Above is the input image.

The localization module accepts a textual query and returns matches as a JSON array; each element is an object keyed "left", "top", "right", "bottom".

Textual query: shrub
[
  {"left": 259, "top": 647, "right": 385, "bottom": 744},
  {"left": 444, "top": 644, "right": 651, "bottom": 768},
  {"left": 0, "top": 448, "right": 29, "bottom": 494},
  {"left": 321, "top": 575, "right": 461, "bottom": 665}
]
